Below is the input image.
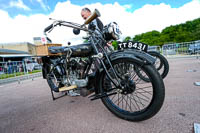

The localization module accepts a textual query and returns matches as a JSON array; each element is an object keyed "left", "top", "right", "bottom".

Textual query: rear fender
[
  {"left": 41, "top": 57, "right": 51, "bottom": 79},
  {"left": 41, "top": 56, "right": 58, "bottom": 79}
]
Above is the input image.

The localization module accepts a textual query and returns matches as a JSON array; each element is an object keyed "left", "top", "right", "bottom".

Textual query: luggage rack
[{"left": 35, "top": 44, "right": 62, "bottom": 56}]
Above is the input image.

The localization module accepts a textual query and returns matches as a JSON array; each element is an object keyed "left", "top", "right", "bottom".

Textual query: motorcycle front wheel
[{"left": 99, "top": 58, "right": 165, "bottom": 121}]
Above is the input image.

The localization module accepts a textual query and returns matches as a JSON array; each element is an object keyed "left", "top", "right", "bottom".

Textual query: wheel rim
[
  {"left": 154, "top": 56, "right": 163, "bottom": 70},
  {"left": 102, "top": 61, "right": 154, "bottom": 114}
]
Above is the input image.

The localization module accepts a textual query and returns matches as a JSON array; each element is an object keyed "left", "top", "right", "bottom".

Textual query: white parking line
[
  {"left": 194, "top": 82, "right": 200, "bottom": 86},
  {"left": 194, "top": 123, "right": 200, "bottom": 133}
]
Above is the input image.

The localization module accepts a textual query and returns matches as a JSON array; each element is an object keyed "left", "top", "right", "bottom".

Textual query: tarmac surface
[{"left": 0, "top": 57, "right": 200, "bottom": 133}]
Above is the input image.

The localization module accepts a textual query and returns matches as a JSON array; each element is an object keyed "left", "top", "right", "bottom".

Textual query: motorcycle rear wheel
[
  {"left": 135, "top": 51, "right": 169, "bottom": 82},
  {"left": 148, "top": 51, "right": 169, "bottom": 79},
  {"left": 46, "top": 67, "right": 64, "bottom": 92},
  {"left": 100, "top": 58, "right": 165, "bottom": 121}
]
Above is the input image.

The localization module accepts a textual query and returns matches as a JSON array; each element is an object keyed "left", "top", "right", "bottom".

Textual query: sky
[{"left": 0, "top": 0, "right": 200, "bottom": 45}]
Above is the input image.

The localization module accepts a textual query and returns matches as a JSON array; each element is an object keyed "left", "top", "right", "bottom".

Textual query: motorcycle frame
[
  {"left": 44, "top": 20, "right": 123, "bottom": 92},
  {"left": 43, "top": 20, "right": 156, "bottom": 100}
]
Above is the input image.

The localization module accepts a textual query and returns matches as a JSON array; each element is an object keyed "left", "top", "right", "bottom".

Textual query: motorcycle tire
[
  {"left": 99, "top": 57, "right": 165, "bottom": 121},
  {"left": 148, "top": 51, "right": 169, "bottom": 79}
]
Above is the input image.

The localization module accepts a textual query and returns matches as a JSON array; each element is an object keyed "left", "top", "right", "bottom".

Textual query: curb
[
  {"left": 164, "top": 55, "right": 200, "bottom": 59},
  {"left": 0, "top": 72, "right": 42, "bottom": 85}
]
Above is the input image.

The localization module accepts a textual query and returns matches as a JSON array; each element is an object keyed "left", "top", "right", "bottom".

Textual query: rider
[
  {"left": 81, "top": 7, "right": 104, "bottom": 32},
  {"left": 81, "top": 8, "right": 116, "bottom": 51}
]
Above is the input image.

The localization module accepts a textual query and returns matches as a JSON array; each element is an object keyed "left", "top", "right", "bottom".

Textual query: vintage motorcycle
[{"left": 40, "top": 9, "right": 165, "bottom": 122}]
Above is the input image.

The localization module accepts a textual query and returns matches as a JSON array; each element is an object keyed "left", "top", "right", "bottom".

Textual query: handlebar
[
  {"left": 44, "top": 24, "right": 53, "bottom": 33},
  {"left": 43, "top": 20, "right": 88, "bottom": 34},
  {"left": 84, "top": 9, "right": 101, "bottom": 25}
]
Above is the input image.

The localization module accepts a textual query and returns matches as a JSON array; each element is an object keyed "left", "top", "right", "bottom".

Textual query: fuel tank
[{"left": 69, "top": 43, "right": 94, "bottom": 57}]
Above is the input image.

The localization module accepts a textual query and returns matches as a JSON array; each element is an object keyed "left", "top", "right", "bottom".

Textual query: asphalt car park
[{"left": 0, "top": 57, "right": 200, "bottom": 133}]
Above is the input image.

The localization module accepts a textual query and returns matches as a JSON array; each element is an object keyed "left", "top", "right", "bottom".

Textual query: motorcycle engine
[{"left": 65, "top": 58, "right": 88, "bottom": 87}]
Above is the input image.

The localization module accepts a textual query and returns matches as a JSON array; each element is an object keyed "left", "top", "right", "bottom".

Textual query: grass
[
  {"left": 176, "top": 47, "right": 189, "bottom": 53},
  {"left": 28, "top": 70, "right": 42, "bottom": 74},
  {"left": 0, "top": 70, "right": 42, "bottom": 79}
]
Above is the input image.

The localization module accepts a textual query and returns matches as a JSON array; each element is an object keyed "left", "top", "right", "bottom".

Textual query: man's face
[{"left": 81, "top": 10, "right": 91, "bottom": 20}]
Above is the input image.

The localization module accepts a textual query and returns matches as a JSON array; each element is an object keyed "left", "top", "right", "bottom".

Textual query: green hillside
[{"left": 132, "top": 18, "right": 200, "bottom": 46}]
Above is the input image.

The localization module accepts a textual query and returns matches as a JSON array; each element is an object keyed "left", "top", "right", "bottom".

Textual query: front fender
[
  {"left": 109, "top": 49, "right": 156, "bottom": 65},
  {"left": 94, "top": 50, "right": 155, "bottom": 94}
]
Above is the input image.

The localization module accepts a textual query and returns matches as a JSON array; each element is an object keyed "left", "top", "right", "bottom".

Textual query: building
[
  {"left": 0, "top": 48, "right": 32, "bottom": 62},
  {"left": 0, "top": 49, "right": 29, "bottom": 55},
  {"left": 0, "top": 37, "right": 54, "bottom": 61},
  {"left": 33, "top": 37, "right": 44, "bottom": 45},
  {"left": 0, "top": 42, "right": 36, "bottom": 55},
  {"left": 33, "top": 37, "right": 52, "bottom": 45}
]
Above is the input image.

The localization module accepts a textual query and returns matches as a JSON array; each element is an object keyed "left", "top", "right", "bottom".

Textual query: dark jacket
[{"left": 89, "top": 18, "right": 104, "bottom": 32}]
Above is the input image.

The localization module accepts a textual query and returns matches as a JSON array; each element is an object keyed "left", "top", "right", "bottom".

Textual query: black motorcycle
[{"left": 40, "top": 9, "right": 165, "bottom": 122}]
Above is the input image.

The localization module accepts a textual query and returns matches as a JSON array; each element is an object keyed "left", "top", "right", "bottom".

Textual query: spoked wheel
[
  {"left": 46, "top": 67, "right": 64, "bottom": 92},
  {"left": 100, "top": 58, "right": 165, "bottom": 121},
  {"left": 152, "top": 54, "right": 163, "bottom": 70},
  {"left": 148, "top": 51, "right": 169, "bottom": 79}
]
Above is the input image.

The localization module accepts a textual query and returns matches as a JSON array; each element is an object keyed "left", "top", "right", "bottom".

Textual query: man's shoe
[
  {"left": 80, "top": 88, "right": 94, "bottom": 97},
  {"left": 67, "top": 90, "right": 80, "bottom": 96}
]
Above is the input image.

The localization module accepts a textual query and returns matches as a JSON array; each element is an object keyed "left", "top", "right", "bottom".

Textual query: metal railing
[
  {"left": 148, "top": 40, "right": 200, "bottom": 56},
  {"left": 163, "top": 40, "right": 200, "bottom": 56},
  {"left": 0, "top": 61, "right": 42, "bottom": 84}
]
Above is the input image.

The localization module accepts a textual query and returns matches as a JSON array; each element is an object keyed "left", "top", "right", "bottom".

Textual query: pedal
[{"left": 59, "top": 85, "right": 77, "bottom": 92}]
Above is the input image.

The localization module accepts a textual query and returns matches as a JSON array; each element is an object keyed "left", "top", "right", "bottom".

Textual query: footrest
[
  {"left": 89, "top": 92, "right": 117, "bottom": 101},
  {"left": 59, "top": 85, "right": 77, "bottom": 92}
]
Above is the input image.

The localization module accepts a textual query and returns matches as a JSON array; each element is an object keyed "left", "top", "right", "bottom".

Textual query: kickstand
[
  {"left": 50, "top": 88, "right": 56, "bottom": 100},
  {"left": 49, "top": 88, "right": 67, "bottom": 101}
]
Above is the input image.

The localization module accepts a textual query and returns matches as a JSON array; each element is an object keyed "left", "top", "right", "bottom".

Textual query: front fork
[{"left": 90, "top": 37, "right": 122, "bottom": 90}]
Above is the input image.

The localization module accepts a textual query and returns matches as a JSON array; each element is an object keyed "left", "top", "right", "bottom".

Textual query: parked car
[
  {"left": 23, "top": 57, "right": 42, "bottom": 71},
  {"left": 148, "top": 46, "right": 160, "bottom": 52},
  {"left": 33, "top": 63, "right": 42, "bottom": 70},
  {"left": 188, "top": 43, "right": 200, "bottom": 54},
  {"left": 26, "top": 62, "right": 42, "bottom": 72}
]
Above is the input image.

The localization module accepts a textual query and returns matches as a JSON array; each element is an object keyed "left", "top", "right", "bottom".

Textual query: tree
[
  {"left": 132, "top": 17, "right": 200, "bottom": 45},
  {"left": 112, "top": 40, "right": 118, "bottom": 50},
  {"left": 132, "top": 30, "right": 161, "bottom": 46},
  {"left": 123, "top": 36, "right": 131, "bottom": 42}
]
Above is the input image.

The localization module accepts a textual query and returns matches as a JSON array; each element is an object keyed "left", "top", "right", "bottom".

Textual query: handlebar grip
[
  {"left": 84, "top": 9, "right": 101, "bottom": 25},
  {"left": 44, "top": 24, "right": 53, "bottom": 33}
]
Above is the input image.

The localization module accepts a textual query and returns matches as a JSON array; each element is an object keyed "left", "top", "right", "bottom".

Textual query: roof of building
[
  {"left": 0, "top": 42, "right": 35, "bottom": 46},
  {"left": 0, "top": 54, "right": 32, "bottom": 58},
  {"left": 0, "top": 49, "right": 29, "bottom": 54}
]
